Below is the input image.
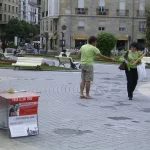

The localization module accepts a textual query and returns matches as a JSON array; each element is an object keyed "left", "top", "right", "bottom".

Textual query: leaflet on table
[{"left": 9, "top": 115, "right": 38, "bottom": 137}]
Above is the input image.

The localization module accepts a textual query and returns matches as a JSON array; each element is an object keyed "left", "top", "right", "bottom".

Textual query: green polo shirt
[{"left": 80, "top": 44, "right": 100, "bottom": 65}]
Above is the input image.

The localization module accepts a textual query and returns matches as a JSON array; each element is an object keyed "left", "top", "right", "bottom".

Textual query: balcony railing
[
  {"left": 137, "top": 10, "right": 145, "bottom": 17},
  {"left": 75, "top": 8, "right": 88, "bottom": 15},
  {"left": 96, "top": 8, "right": 109, "bottom": 15},
  {"left": 116, "top": 10, "right": 129, "bottom": 16}
]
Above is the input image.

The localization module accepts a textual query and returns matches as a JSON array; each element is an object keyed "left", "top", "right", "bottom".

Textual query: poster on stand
[{"left": 9, "top": 96, "right": 39, "bottom": 138}]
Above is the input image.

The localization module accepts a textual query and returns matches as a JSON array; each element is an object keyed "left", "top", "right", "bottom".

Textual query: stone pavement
[{"left": 0, "top": 64, "right": 150, "bottom": 150}]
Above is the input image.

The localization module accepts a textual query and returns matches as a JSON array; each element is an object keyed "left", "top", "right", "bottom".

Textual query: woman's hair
[
  {"left": 88, "top": 36, "right": 97, "bottom": 44},
  {"left": 130, "top": 42, "right": 139, "bottom": 50}
]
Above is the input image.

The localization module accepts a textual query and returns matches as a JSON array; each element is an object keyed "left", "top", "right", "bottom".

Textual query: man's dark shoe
[{"left": 129, "top": 97, "right": 132, "bottom": 100}]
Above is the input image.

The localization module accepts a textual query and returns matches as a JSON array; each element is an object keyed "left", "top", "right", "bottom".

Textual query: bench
[
  {"left": 141, "top": 57, "right": 150, "bottom": 64},
  {"left": 0, "top": 53, "right": 9, "bottom": 60},
  {"left": 55, "top": 56, "right": 79, "bottom": 69},
  {"left": 12, "top": 57, "right": 43, "bottom": 70}
]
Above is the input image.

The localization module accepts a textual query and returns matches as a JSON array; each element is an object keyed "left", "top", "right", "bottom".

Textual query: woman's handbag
[{"left": 118, "top": 51, "right": 129, "bottom": 70}]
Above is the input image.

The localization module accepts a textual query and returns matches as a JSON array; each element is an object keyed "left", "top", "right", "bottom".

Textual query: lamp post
[
  {"left": 61, "top": 25, "right": 67, "bottom": 52},
  {"left": 44, "top": 32, "right": 49, "bottom": 54},
  {"left": 61, "top": 32, "right": 64, "bottom": 52}
]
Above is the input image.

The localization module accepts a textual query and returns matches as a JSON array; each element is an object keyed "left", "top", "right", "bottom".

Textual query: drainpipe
[
  {"left": 131, "top": 0, "right": 135, "bottom": 42},
  {"left": 69, "top": 0, "right": 72, "bottom": 48}
]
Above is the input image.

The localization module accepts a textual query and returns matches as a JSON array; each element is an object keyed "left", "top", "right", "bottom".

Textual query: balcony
[
  {"left": 96, "top": 8, "right": 109, "bottom": 15},
  {"left": 137, "top": 10, "right": 145, "bottom": 17},
  {"left": 75, "top": 8, "right": 88, "bottom": 15},
  {"left": 116, "top": 10, "right": 129, "bottom": 16}
]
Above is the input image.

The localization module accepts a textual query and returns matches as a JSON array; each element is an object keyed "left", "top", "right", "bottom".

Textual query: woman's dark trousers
[{"left": 125, "top": 68, "right": 138, "bottom": 98}]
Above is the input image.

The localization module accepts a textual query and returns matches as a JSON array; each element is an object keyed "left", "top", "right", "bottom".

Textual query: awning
[
  {"left": 72, "top": 33, "right": 89, "bottom": 40},
  {"left": 117, "top": 37, "right": 128, "bottom": 41}
]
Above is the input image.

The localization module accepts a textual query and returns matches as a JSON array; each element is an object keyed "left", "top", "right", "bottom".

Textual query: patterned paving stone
[{"left": 0, "top": 64, "right": 149, "bottom": 150}]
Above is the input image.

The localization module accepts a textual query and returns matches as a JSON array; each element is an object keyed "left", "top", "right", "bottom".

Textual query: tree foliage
[
  {"left": 97, "top": 33, "right": 117, "bottom": 57},
  {"left": 5, "top": 18, "right": 39, "bottom": 40},
  {"left": 145, "top": 5, "right": 150, "bottom": 50}
]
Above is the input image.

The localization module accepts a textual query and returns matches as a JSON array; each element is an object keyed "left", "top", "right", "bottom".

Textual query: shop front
[
  {"left": 116, "top": 37, "right": 128, "bottom": 51},
  {"left": 72, "top": 33, "right": 88, "bottom": 49}
]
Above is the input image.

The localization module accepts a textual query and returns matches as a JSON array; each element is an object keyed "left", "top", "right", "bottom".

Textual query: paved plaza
[{"left": 0, "top": 63, "right": 150, "bottom": 150}]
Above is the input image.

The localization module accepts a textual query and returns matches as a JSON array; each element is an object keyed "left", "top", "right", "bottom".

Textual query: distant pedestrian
[
  {"left": 78, "top": 36, "right": 116, "bottom": 99},
  {"left": 36, "top": 43, "right": 40, "bottom": 54},
  {"left": 1, "top": 42, "right": 6, "bottom": 53},
  {"left": 144, "top": 47, "right": 148, "bottom": 56}
]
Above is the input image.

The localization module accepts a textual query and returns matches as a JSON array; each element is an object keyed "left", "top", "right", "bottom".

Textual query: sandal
[
  {"left": 85, "top": 96, "right": 93, "bottom": 99},
  {"left": 80, "top": 95, "right": 86, "bottom": 99}
]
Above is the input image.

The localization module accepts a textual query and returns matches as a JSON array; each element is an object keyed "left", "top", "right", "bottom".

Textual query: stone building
[
  {"left": 40, "top": 0, "right": 149, "bottom": 51},
  {"left": 18, "top": 0, "right": 38, "bottom": 24},
  {"left": 0, "top": 0, "right": 19, "bottom": 39}
]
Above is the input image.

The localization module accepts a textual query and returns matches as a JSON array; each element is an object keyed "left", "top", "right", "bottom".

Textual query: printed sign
[{"left": 9, "top": 96, "right": 39, "bottom": 138}]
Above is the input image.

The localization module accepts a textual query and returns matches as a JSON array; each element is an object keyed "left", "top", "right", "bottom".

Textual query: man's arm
[
  {"left": 97, "top": 53, "right": 116, "bottom": 62},
  {"left": 77, "top": 51, "right": 81, "bottom": 57}
]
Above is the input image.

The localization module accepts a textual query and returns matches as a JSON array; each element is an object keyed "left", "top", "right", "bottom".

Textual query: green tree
[
  {"left": 97, "top": 33, "right": 117, "bottom": 56},
  {"left": 5, "top": 18, "right": 23, "bottom": 39},
  {"left": 5, "top": 19, "right": 40, "bottom": 41},
  {"left": 145, "top": 5, "right": 150, "bottom": 50},
  {"left": 20, "top": 20, "right": 31, "bottom": 38}
]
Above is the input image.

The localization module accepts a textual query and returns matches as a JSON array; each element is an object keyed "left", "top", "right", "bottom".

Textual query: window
[
  {"left": 119, "top": 0, "right": 126, "bottom": 16},
  {"left": 50, "top": 20, "right": 52, "bottom": 31},
  {"left": 43, "top": 21, "right": 44, "bottom": 31},
  {"left": 16, "top": 7, "right": 18, "bottom": 13},
  {"left": 78, "top": 0, "right": 84, "bottom": 8},
  {"left": 8, "top": 15, "right": 10, "bottom": 21},
  {"left": 4, "top": 4, "right": 7, "bottom": 11},
  {"left": 78, "top": 20, "right": 85, "bottom": 30},
  {"left": 0, "top": 3, "right": 2, "bottom": 7},
  {"left": 99, "top": 0, "right": 105, "bottom": 12},
  {"left": 139, "top": 0, "right": 145, "bottom": 16},
  {"left": 0, "top": 14, "right": 2, "bottom": 20},
  {"left": 4, "top": 14, "right": 6, "bottom": 22},
  {"left": 9, "top": 5, "right": 11, "bottom": 12},
  {"left": 99, "top": 20, "right": 105, "bottom": 30},
  {"left": 46, "top": 21, "right": 48, "bottom": 31},
  {"left": 119, "top": 21, "right": 126, "bottom": 31},
  {"left": 12, "top": 6, "right": 14, "bottom": 13},
  {"left": 139, "top": 21, "right": 146, "bottom": 32}
]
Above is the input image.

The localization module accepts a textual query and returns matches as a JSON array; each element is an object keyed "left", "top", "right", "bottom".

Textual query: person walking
[
  {"left": 119, "top": 42, "right": 142, "bottom": 100},
  {"left": 78, "top": 36, "right": 116, "bottom": 99},
  {"left": 1, "top": 42, "right": 6, "bottom": 53}
]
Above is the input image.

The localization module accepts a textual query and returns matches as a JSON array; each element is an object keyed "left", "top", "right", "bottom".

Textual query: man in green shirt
[{"left": 78, "top": 36, "right": 116, "bottom": 99}]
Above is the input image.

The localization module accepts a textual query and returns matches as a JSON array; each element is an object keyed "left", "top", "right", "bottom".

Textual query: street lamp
[{"left": 61, "top": 32, "right": 64, "bottom": 52}]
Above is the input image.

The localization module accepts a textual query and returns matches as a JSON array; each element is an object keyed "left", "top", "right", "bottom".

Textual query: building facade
[
  {"left": 37, "top": 0, "right": 41, "bottom": 25},
  {"left": 40, "top": 0, "right": 149, "bottom": 51},
  {"left": 0, "top": 0, "right": 18, "bottom": 39},
  {"left": 19, "top": 0, "right": 38, "bottom": 24}
]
